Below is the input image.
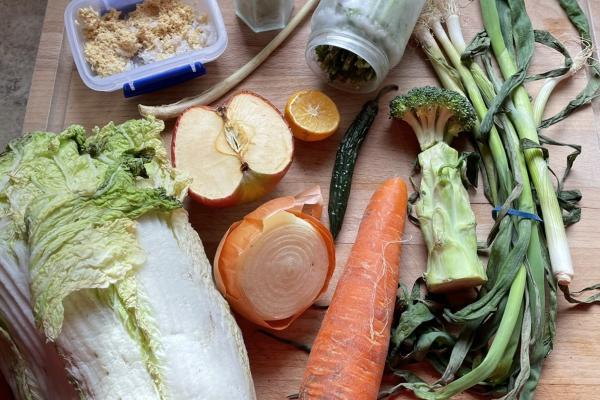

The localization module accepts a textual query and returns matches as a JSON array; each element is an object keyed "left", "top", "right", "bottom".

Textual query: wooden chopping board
[{"left": 16, "top": 0, "right": 600, "bottom": 398}]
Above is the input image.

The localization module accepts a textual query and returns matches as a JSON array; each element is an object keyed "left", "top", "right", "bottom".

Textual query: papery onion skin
[{"left": 214, "top": 199, "right": 335, "bottom": 330}]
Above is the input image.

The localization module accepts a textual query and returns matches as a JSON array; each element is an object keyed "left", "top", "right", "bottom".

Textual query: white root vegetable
[{"left": 138, "top": 0, "right": 319, "bottom": 120}]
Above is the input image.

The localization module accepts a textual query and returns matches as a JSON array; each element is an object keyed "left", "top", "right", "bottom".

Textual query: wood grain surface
[{"left": 17, "top": 0, "right": 600, "bottom": 399}]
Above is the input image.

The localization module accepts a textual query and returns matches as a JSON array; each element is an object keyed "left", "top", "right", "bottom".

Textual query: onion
[{"left": 214, "top": 187, "right": 335, "bottom": 329}]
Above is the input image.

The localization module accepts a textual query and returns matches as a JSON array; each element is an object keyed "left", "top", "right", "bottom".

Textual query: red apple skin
[
  {"left": 187, "top": 164, "right": 292, "bottom": 208},
  {"left": 171, "top": 91, "right": 294, "bottom": 208}
]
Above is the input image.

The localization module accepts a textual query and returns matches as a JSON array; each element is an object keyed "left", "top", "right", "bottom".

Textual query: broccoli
[
  {"left": 389, "top": 86, "right": 486, "bottom": 293},
  {"left": 390, "top": 86, "right": 477, "bottom": 150}
]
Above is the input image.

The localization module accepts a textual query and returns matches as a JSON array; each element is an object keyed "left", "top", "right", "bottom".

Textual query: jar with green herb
[{"left": 305, "top": 0, "right": 425, "bottom": 93}]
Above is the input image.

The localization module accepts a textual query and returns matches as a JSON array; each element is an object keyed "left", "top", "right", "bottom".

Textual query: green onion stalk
[
  {"left": 480, "top": 0, "right": 574, "bottom": 286},
  {"left": 532, "top": 44, "right": 594, "bottom": 126},
  {"left": 479, "top": 63, "right": 550, "bottom": 396},
  {"left": 443, "top": 4, "right": 551, "bottom": 393},
  {"left": 449, "top": 0, "right": 560, "bottom": 391},
  {"left": 430, "top": 1, "right": 531, "bottom": 390}
]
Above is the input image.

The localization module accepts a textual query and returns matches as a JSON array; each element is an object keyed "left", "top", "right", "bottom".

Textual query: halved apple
[{"left": 172, "top": 92, "right": 294, "bottom": 207}]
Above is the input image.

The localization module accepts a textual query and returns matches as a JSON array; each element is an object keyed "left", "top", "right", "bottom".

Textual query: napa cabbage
[{"left": 0, "top": 118, "right": 255, "bottom": 400}]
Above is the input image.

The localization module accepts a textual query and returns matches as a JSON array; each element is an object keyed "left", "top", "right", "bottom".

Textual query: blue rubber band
[{"left": 492, "top": 206, "right": 543, "bottom": 222}]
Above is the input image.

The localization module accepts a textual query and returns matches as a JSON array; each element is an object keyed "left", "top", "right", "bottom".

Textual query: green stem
[
  {"left": 487, "top": 61, "right": 548, "bottom": 395},
  {"left": 533, "top": 79, "right": 559, "bottom": 125},
  {"left": 504, "top": 107, "right": 548, "bottom": 397},
  {"left": 417, "top": 29, "right": 465, "bottom": 95},
  {"left": 488, "top": 301, "right": 524, "bottom": 383},
  {"left": 478, "top": 142, "right": 499, "bottom": 205}
]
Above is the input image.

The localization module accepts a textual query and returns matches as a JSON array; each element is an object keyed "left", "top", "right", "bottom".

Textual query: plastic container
[
  {"left": 305, "top": 0, "right": 425, "bottom": 93},
  {"left": 64, "top": 0, "right": 228, "bottom": 96},
  {"left": 234, "top": 0, "right": 294, "bottom": 32}
]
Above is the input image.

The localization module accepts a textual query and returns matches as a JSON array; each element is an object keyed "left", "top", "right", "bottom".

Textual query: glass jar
[
  {"left": 235, "top": 0, "right": 294, "bottom": 32},
  {"left": 306, "top": 0, "right": 426, "bottom": 93}
]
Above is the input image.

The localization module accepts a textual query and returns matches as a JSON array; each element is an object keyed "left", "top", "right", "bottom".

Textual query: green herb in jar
[{"left": 315, "top": 45, "right": 376, "bottom": 84}]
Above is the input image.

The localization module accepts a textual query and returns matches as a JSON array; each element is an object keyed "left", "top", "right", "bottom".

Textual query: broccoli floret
[{"left": 389, "top": 86, "right": 477, "bottom": 150}]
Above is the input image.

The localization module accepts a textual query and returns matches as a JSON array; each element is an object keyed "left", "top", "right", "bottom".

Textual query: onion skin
[{"left": 214, "top": 189, "right": 335, "bottom": 330}]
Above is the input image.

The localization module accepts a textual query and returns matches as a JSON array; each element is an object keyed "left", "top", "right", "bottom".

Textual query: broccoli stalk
[{"left": 390, "top": 86, "right": 487, "bottom": 293}]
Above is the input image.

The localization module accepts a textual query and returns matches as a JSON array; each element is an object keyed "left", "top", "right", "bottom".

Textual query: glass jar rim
[{"left": 305, "top": 29, "right": 391, "bottom": 93}]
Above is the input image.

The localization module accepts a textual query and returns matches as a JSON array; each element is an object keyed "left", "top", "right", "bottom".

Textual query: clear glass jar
[
  {"left": 306, "top": 0, "right": 425, "bottom": 93},
  {"left": 235, "top": 0, "right": 294, "bottom": 32}
]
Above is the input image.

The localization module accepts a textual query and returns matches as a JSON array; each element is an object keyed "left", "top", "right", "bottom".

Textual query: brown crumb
[{"left": 78, "top": 0, "right": 212, "bottom": 77}]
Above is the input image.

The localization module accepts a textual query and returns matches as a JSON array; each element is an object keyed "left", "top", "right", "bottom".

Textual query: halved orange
[{"left": 284, "top": 90, "right": 340, "bottom": 142}]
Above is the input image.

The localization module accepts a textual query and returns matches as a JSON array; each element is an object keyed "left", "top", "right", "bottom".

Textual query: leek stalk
[{"left": 480, "top": 0, "right": 573, "bottom": 285}]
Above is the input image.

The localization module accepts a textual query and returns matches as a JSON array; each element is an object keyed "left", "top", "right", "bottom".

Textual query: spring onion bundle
[{"left": 385, "top": 0, "right": 600, "bottom": 398}]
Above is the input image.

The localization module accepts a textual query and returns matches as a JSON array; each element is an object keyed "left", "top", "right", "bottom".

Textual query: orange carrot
[{"left": 299, "top": 177, "right": 408, "bottom": 400}]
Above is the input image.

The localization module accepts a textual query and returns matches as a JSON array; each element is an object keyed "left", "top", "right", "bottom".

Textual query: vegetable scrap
[
  {"left": 4, "top": 0, "right": 600, "bottom": 398},
  {"left": 214, "top": 186, "right": 335, "bottom": 330},
  {"left": 315, "top": 45, "right": 377, "bottom": 85},
  {"left": 390, "top": 86, "right": 487, "bottom": 293},
  {"left": 300, "top": 178, "right": 408, "bottom": 399}
]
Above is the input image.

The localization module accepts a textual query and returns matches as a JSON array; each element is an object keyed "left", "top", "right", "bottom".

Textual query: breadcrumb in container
[{"left": 77, "top": 0, "right": 215, "bottom": 77}]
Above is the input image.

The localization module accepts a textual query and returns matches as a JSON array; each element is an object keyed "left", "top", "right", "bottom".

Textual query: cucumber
[{"left": 328, "top": 85, "right": 398, "bottom": 238}]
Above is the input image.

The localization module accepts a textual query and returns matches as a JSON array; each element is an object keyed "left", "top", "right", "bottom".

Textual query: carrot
[{"left": 299, "top": 177, "right": 408, "bottom": 400}]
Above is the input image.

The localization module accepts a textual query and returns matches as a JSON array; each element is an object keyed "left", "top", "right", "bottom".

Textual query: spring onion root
[
  {"left": 533, "top": 42, "right": 594, "bottom": 124},
  {"left": 138, "top": 0, "right": 319, "bottom": 120}
]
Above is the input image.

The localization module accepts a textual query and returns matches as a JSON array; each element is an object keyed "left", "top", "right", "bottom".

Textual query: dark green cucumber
[{"left": 328, "top": 85, "right": 398, "bottom": 238}]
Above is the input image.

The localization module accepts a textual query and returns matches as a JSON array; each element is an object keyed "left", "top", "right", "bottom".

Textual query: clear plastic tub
[
  {"left": 305, "top": 0, "right": 425, "bottom": 93},
  {"left": 64, "top": 0, "right": 228, "bottom": 96}
]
